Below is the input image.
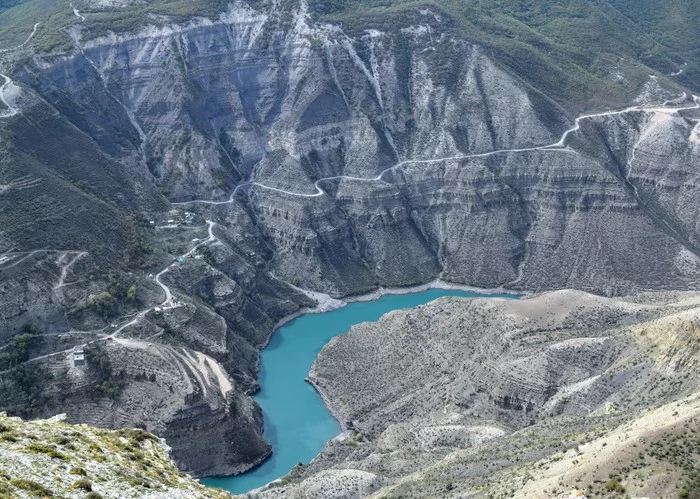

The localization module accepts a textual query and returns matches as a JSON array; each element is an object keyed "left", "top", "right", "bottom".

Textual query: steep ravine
[
  {"left": 22, "top": 1, "right": 700, "bottom": 296},
  {"left": 0, "top": 0, "right": 699, "bottom": 480},
  {"left": 255, "top": 291, "right": 700, "bottom": 498}
]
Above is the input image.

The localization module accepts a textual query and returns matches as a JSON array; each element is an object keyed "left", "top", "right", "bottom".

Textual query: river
[{"left": 202, "top": 288, "right": 517, "bottom": 494}]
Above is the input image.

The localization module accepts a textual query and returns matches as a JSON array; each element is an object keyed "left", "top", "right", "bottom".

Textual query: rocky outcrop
[
  {"left": 254, "top": 290, "right": 700, "bottom": 497},
  {"left": 18, "top": 0, "right": 700, "bottom": 297},
  {"left": 0, "top": 412, "right": 233, "bottom": 498},
  {"left": 0, "top": 337, "right": 264, "bottom": 478},
  {"left": 1, "top": 0, "right": 700, "bottom": 481}
]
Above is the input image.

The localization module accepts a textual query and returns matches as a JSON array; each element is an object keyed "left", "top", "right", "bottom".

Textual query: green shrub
[
  {"left": 605, "top": 478, "right": 625, "bottom": 493},
  {"left": 0, "top": 433, "right": 18, "bottom": 442},
  {"left": 53, "top": 435, "right": 70, "bottom": 445},
  {"left": 69, "top": 467, "right": 88, "bottom": 476},
  {"left": 118, "top": 428, "right": 157, "bottom": 443},
  {"left": 72, "top": 478, "right": 92, "bottom": 491},
  {"left": 9, "top": 478, "right": 53, "bottom": 496},
  {"left": 86, "top": 493, "right": 104, "bottom": 499},
  {"left": 26, "top": 442, "right": 67, "bottom": 461}
]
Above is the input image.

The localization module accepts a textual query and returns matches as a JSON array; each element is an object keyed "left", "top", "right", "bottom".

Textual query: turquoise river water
[{"left": 201, "top": 288, "right": 516, "bottom": 494}]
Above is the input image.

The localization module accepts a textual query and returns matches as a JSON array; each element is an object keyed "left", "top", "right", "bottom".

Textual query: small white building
[{"left": 72, "top": 346, "right": 85, "bottom": 368}]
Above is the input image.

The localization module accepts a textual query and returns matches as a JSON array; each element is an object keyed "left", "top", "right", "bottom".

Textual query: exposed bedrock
[
  {"left": 0, "top": 338, "right": 268, "bottom": 477},
  {"left": 1, "top": 0, "right": 700, "bottom": 480},
  {"left": 255, "top": 290, "right": 700, "bottom": 497},
  {"left": 22, "top": 1, "right": 700, "bottom": 297}
]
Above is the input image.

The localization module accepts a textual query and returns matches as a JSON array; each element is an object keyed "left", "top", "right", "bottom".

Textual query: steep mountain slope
[
  {"left": 0, "top": 337, "right": 271, "bottom": 477},
  {"left": 0, "top": 0, "right": 698, "bottom": 480},
  {"left": 0, "top": 412, "right": 234, "bottom": 498},
  {"left": 255, "top": 291, "right": 700, "bottom": 498}
]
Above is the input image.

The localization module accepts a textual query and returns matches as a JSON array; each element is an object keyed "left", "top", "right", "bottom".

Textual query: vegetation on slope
[
  {"left": 0, "top": 0, "right": 695, "bottom": 110},
  {"left": 313, "top": 0, "right": 697, "bottom": 109},
  {"left": 0, "top": 0, "right": 229, "bottom": 52},
  {"left": 0, "top": 412, "right": 233, "bottom": 498}
]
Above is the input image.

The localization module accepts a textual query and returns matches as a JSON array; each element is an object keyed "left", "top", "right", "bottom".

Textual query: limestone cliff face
[
  {"left": 1, "top": 0, "right": 700, "bottom": 480},
  {"left": 21, "top": 1, "right": 700, "bottom": 298},
  {"left": 256, "top": 291, "right": 700, "bottom": 498}
]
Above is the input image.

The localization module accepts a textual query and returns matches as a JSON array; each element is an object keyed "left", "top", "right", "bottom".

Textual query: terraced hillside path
[
  {"left": 0, "top": 221, "right": 220, "bottom": 370},
  {"left": 174, "top": 94, "right": 700, "bottom": 204},
  {"left": 0, "top": 249, "right": 78, "bottom": 271}
]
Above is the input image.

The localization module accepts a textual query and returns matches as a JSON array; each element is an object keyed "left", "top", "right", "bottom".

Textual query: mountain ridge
[{"left": 0, "top": 0, "right": 699, "bottom": 484}]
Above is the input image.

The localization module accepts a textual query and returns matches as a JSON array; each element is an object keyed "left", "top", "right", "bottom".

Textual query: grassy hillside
[
  {"left": 0, "top": 0, "right": 695, "bottom": 108},
  {"left": 0, "top": 0, "right": 229, "bottom": 52},
  {"left": 314, "top": 0, "right": 698, "bottom": 108},
  {"left": 607, "top": 0, "right": 700, "bottom": 90}
]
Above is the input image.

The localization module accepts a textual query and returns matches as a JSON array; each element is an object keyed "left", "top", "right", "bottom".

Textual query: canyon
[{"left": 0, "top": 0, "right": 698, "bottom": 493}]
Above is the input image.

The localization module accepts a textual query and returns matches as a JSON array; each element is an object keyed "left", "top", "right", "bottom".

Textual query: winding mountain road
[
  {"left": 0, "top": 22, "right": 42, "bottom": 118},
  {"left": 175, "top": 95, "right": 700, "bottom": 204},
  {"left": 0, "top": 22, "right": 40, "bottom": 54},
  {"left": 70, "top": 3, "right": 86, "bottom": 22},
  {"left": 0, "top": 220, "right": 219, "bottom": 370},
  {"left": 1, "top": 74, "right": 699, "bottom": 374},
  {"left": 118, "top": 220, "right": 217, "bottom": 334}
]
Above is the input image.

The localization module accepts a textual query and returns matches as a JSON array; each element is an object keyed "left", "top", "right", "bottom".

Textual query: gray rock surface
[
  {"left": 0, "top": 0, "right": 699, "bottom": 479},
  {"left": 255, "top": 290, "right": 700, "bottom": 497},
  {"left": 20, "top": 0, "right": 699, "bottom": 297},
  {"left": 0, "top": 337, "right": 266, "bottom": 477}
]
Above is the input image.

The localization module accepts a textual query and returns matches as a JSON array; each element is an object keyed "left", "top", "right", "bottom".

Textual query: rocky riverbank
[{"left": 253, "top": 289, "right": 700, "bottom": 498}]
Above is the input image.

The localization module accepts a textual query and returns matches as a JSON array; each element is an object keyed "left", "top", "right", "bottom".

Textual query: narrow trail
[
  {"left": 0, "top": 249, "right": 70, "bottom": 270},
  {"left": 118, "top": 220, "right": 217, "bottom": 336},
  {"left": 0, "top": 22, "right": 40, "bottom": 54},
  {"left": 175, "top": 96, "right": 700, "bottom": 204},
  {"left": 2, "top": 90, "right": 699, "bottom": 373},
  {"left": 669, "top": 63, "right": 687, "bottom": 77},
  {"left": 0, "top": 221, "right": 219, "bottom": 370},
  {"left": 54, "top": 251, "right": 87, "bottom": 289},
  {"left": 152, "top": 220, "right": 218, "bottom": 308},
  {"left": 0, "top": 22, "right": 41, "bottom": 118},
  {"left": 70, "top": 3, "right": 86, "bottom": 22}
]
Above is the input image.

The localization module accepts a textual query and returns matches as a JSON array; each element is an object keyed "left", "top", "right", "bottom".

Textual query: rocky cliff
[
  {"left": 19, "top": 0, "right": 700, "bottom": 297},
  {"left": 0, "top": 336, "right": 269, "bottom": 478},
  {"left": 254, "top": 290, "right": 700, "bottom": 498},
  {"left": 0, "top": 412, "right": 233, "bottom": 498},
  {"left": 0, "top": 0, "right": 699, "bottom": 480}
]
